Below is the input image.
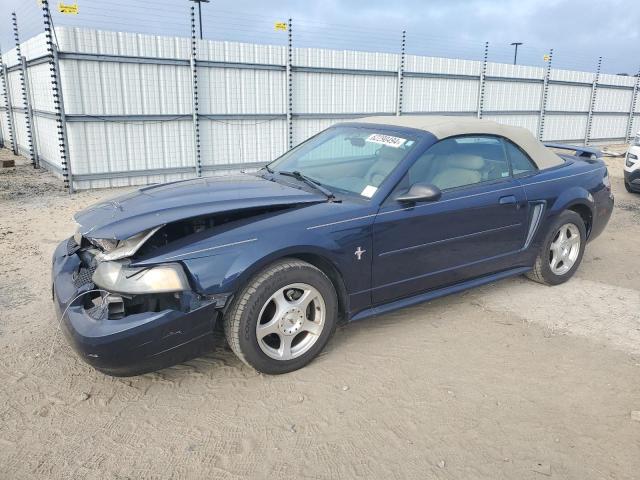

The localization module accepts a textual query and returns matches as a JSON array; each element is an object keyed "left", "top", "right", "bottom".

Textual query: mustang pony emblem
[{"left": 354, "top": 246, "right": 366, "bottom": 260}]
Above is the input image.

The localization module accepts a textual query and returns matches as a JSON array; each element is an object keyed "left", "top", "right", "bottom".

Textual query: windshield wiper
[
  {"left": 278, "top": 170, "right": 337, "bottom": 202},
  {"left": 262, "top": 164, "right": 273, "bottom": 173}
]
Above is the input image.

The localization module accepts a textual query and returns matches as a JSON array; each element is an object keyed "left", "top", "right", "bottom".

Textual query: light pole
[
  {"left": 510, "top": 42, "right": 523, "bottom": 65},
  {"left": 189, "top": 0, "right": 210, "bottom": 39}
]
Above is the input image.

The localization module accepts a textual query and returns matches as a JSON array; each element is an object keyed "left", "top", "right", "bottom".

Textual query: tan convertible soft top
[{"left": 353, "top": 115, "right": 563, "bottom": 170}]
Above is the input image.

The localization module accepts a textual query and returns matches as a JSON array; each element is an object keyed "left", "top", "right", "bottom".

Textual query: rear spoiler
[{"left": 543, "top": 142, "right": 603, "bottom": 159}]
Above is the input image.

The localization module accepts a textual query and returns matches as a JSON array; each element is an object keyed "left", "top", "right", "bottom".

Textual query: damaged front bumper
[{"left": 51, "top": 238, "right": 223, "bottom": 376}]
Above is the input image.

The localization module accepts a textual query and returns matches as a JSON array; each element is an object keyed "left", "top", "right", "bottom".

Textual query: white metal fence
[{"left": 1, "top": 6, "right": 639, "bottom": 191}]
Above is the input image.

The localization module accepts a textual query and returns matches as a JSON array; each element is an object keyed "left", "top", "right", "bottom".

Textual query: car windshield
[{"left": 267, "top": 126, "right": 418, "bottom": 199}]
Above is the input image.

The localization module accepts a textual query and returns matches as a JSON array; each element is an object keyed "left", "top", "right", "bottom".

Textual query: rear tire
[
  {"left": 224, "top": 259, "right": 338, "bottom": 374},
  {"left": 526, "top": 210, "right": 586, "bottom": 286}
]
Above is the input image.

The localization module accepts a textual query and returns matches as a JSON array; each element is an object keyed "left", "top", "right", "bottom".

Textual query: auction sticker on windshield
[
  {"left": 366, "top": 133, "right": 406, "bottom": 148},
  {"left": 361, "top": 185, "right": 378, "bottom": 198}
]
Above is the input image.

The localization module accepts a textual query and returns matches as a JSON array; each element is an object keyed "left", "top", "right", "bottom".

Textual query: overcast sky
[{"left": 0, "top": 0, "right": 637, "bottom": 74}]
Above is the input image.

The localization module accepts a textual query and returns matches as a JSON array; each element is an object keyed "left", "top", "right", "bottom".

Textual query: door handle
[{"left": 499, "top": 195, "right": 517, "bottom": 205}]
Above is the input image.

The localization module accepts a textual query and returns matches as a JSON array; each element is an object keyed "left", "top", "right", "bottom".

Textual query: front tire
[
  {"left": 526, "top": 210, "right": 586, "bottom": 286},
  {"left": 224, "top": 259, "right": 338, "bottom": 374}
]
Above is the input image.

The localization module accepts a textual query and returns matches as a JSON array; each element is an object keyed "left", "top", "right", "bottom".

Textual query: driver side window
[{"left": 401, "top": 135, "right": 511, "bottom": 192}]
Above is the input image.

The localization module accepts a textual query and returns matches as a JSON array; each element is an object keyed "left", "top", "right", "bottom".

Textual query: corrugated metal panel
[
  {"left": 483, "top": 81, "right": 542, "bottom": 111},
  {"left": 590, "top": 115, "right": 628, "bottom": 139},
  {"left": 0, "top": 77, "right": 8, "bottom": 144},
  {"left": 405, "top": 55, "right": 482, "bottom": 76},
  {"left": 293, "top": 72, "right": 396, "bottom": 114},
  {"left": 60, "top": 59, "right": 192, "bottom": 115},
  {"left": 67, "top": 120, "right": 195, "bottom": 174},
  {"left": 199, "top": 68, "right": 285, "bottom": 114},
  {"left": 3, "top": 47, "right": 19, "bottom": 68},
  {"left": 27, "top": 63, "right": 55, "bottom": 112},
  {"left": 1, "top": 35, "right": 47, "bottom": 66},
  {"left": 483, "top": 114, "right": 539, "bottom": 136},
  {"left": 199, "top": 118, "right": 287, "bottom": 166},
  {"left": 293, "top": 118, "right": 344, "bottom": 146},
  {"left": 599, "top": 73, "right": 636, "bottom": 87},
  {"left": 542, "top": 115, "right": 587, "bottom": 141},
  {"left": 294, "top": 48, "right": 398, "bottom": 71},
  {"left": 33, "top": 115, "right": 63, "bottom": 168},
  {"left": 631, "top": 116, "right": 640, "bottom": 137},
  {"left": 594, "top": 88, "right": 632, "bottom": 112},
  {"left": 7, "top": 70, "right": 24, "bottom": 108},
  {"left": 404, "top": 77, "right": 478, "bottom": 112},
  {"left": 12, "top": 111, "right": 28, "bottom": 154},
  {"left": 0, "top": 113, "right": 10, "bottom": 145},
  {"left": 485, "top": 62, "right": 544, "bottom": 80},
  {"left": 549, "top": 69, "right": 594, "bottom": 84},
  {"left": 198, "top": 39, "right": 286, "bottom": 65},
  {"left": 20, "top": 32, "right": 49, "bottom": 61},
  {"left": 57, "top": 27, "right": 191, "bottom": 59},
  {"left": 73, "top": 173, "right": 194, "bottom": 191},
  {"left": 546, "top": 84, "right": 591, "bottom": 111}
]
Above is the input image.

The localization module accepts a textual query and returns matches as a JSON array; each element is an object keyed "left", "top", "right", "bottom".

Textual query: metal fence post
[
  {"left": 286, "top": 18, "right": 293, "bottom": 150},
  {"left": 396, "top": 30, "right": 406, "bottom": 116},
  {"left": 625, "top": 66, "right": 640, "bottom": 143},
  {"left": 0, "top": 54, "right": 17, "bottom": 155},
  {"left": 537, "top": 48, "right": 553, "bottom": 141},
  {"left": 584, "top": 56, "right": 602, "bottom": 146},
  {"left": 477, "top": 41, "right": 489, "bottom": 119},
  {"left": 190, "top": 6, "right": 202, "bottom": 177},
  {"left": 42, "top": 0, "right": 73, "bottom": 192},
  {"left": 13, "top": 12, "right": 39, "bottom": 168},
  {"left": 20, "top": 56, "right": 39, "bottom": 167}
]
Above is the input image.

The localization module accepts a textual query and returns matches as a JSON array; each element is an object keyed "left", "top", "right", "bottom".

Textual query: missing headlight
[{"left": 88, "top": 237, "right": 118, "bottom": 252}]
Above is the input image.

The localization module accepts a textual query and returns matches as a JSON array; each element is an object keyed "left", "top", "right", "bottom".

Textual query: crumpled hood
[{"left": 75, "top": 174, "right": 324, "bottom": 240}]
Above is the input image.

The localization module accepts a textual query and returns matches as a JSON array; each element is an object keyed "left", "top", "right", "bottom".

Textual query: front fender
[{"left": 181, "top": 243, "right": 346, "bottom": 297}]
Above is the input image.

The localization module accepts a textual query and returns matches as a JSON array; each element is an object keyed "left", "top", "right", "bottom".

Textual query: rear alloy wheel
[
  {"left": 224, "top": 259, "right": 337, "bottom": 374},
  {"left": 548, "top": 223, "right": 581, "bottom": 275},
  {"left": 526, "top": 210, "right": 586, "bottom": 285}
]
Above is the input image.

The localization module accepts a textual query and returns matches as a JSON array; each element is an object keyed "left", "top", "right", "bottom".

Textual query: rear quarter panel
[{"left": 518, "top": 157, "right": 611, "bottom": 258}]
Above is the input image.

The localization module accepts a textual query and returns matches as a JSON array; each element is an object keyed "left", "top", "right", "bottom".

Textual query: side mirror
[{"left": 396, "top": 183, "right": 442, "bottom": 203}]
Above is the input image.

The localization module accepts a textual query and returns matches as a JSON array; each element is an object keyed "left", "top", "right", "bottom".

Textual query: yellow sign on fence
[
  {"left": 543, "top": 54, "right": 550, "bottom": 62},
  {"left": 274, "top": 22, "right": 287, "bottom": 31},
  {"left": 58, "top": 2, "right": 79, "bottom": 14}
]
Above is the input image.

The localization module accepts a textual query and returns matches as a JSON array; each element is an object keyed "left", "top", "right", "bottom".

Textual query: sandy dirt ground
[{"left": 1, "top": 147, "right": 639, "bottom": 479}]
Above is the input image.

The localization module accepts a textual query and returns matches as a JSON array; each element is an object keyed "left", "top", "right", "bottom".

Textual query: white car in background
[{"left": 625, "top": 133, "right": 640, "bottom": 193}]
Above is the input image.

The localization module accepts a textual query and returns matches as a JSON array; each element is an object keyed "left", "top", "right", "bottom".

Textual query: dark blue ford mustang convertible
[{"left": 52, "top": 116, "right": 614, "bottom": 375}]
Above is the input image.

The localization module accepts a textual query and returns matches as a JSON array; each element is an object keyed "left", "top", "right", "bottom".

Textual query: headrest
[
  {"left": 377, "top": 146, "right": 406, "bottom": 163},
  {"left": 446, "top": 154, "right": 485, "bottom": 170}
]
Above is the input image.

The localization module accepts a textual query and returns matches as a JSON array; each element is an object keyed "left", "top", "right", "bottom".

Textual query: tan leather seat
[
  {"left": 364, "top": 147, "right": 406, "bottom": 186},
  {"left": 431, "top": 154, "right": 485, "bottom": 190}
]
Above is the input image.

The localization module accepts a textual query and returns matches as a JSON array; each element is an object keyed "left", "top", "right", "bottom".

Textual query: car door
[{"left": 371, "top": 135, "right": 529, "bottom": 305}]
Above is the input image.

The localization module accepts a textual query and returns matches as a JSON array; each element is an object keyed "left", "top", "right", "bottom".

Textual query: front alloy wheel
[
  {"left": 224, "top": 259, "right": 338, "bottom": 374},
  {"left": 256, "top": 283, "right": 326, "bottom": 361}
]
